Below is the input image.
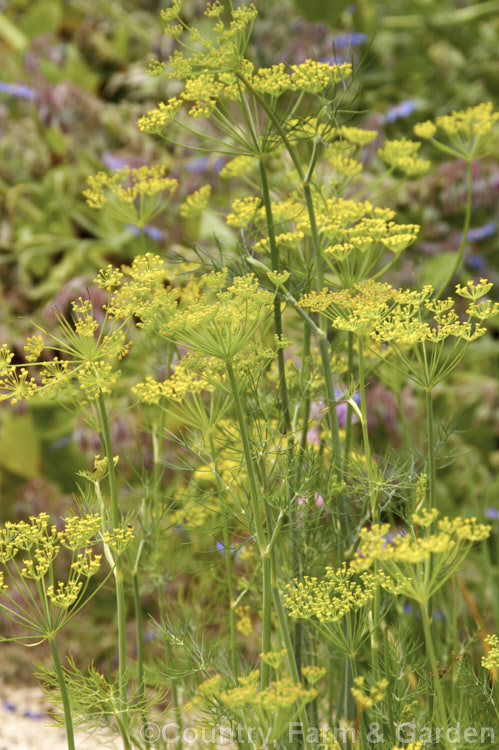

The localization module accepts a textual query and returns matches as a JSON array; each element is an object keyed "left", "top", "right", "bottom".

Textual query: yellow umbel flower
[
  {"left": 84, "top": 165, "right": 177, "bottom": 225},
  {"left": 180, "top": 185, "right": 212, "bottom": 218},
  {"left": 378, "top": 138, "right": 430, "bottom": 176},
  {"left": 340, "top": 126, "right": 378, "bottom": 146},
  {"left": 351, "top": 513, "right": 490, "bottom": 603},
  {"left": 414, "top": 102, "right": 499, "bottom": 158},
  {"left": 47, "top": 580, "right": 83, "bottom": 609},
  {"left": 482, "top": 635, "right": 499, "bottom": 670},
  {"left": 351, "top": 676, "right": 388, "bottom": 709}
]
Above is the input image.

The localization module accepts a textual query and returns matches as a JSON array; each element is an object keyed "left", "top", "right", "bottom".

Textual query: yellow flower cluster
[
  {"left": 351, "top": 513, "right": 490, "bottom": 603},
  {"left": 327, "top": 143, "right": 363, "bottom": 178},
  {"left": 152, "top": 272, "right": 275, "bottom": 360},
  {"left": 298, "top": 279, "right": 496, "bottom": 349},
  {"left": 351, "top": 676, "right": 388, "bottom": 709},
  {"left": 132, "top": 352, "right": 216, "bottom": 405},
  {"left": 482, "top": 635, "right": 499, "bottom": 670},
  {"left": 180, "top": 185, "right": 212, "bottom": 218},
  {"left": 219, "top": 155, "right": 256, "bottom": 179},
  {"left": 378, "top": 138, "right": 430, "bottom": 176},
  {"left": 340, "top": 126, "right": 378, "bottom": 146},
  {"left": 137, "top": 98, "right": 183, "bottom": 133},
  {"left": 84, "top": 165, "right": 177, "bottom": 211},
  {"left": 47, "top": 580, "right": 83, "bottom": 609},
  {"left": 218, "top": 674, "right": 317, "bottom": 711},
  {"left": 414, "top": 102, "right": 499, "bottom": 158},
  {"left": 0, "top": 513, "right": 109, "bottom": 618},
  {"left": 259, "top": 649, "right": 287, "bottom": 670},
  {"left": 284, "top": 563, "right": 377, "bottom": 623},
  {"left": 103, "top": 526, "right": 135, "bottom": 554},
  {"left": 415, "top": 102, "right": 499, "bottom": 141}
]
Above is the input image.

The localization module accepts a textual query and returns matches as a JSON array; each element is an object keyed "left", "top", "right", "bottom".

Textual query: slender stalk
[
  {"left": 420, "top": 603, "right": 451, "bottom": 748},
  {"left": 157, "top": 586, "right": 183, "bottom": 750},
  {"left": 222, "top": 523, "right": 239, "bottom": 676},
  {"left": 270, "top": 551, "right": 315, "bottom": 750},
  {"left": 437, "top": 159, "right": 473, "bottom": 299},
  {"left": 358, "top": 342, "right": 380, "bottom": 679},
  {"left": 302, "top": 182, "right": 342, "bottom": 467},
  {"left": 131, "top": 563, "right": 149, "bottom": 748},
  {"left": 225, "top": 361, "right": 271, "bottom": 688},
  {"left": 97, "top": 394, "right": 128, "bottom": 720},
  {"left": 48, "top": 636, "right": 75, "bottom": 750},
  {"left": 426, "top": 389, "right": 437, "bottom": 510},
  {"left": 259, "top": 157, "right": 291, "bottom": 433}
]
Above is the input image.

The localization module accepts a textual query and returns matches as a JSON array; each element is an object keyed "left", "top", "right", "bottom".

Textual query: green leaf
[
  {"left": 18, "top": 0, "right": 62, "bottom": 39},
  {"left": 0, "top": 411, "right": 41, "bottom": 478},
  {"left": 419, "top": 251, "right": 457, "bottom": 290},
  {"left": 292, "top": 0, "right": 353, "bottom": 26}
]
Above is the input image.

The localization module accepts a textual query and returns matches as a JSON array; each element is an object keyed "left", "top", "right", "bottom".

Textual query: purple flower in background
[
  {"left": 333, "top": 32, "right": 368, "bottom": 50},
  {"left": 213, "top": 156, "right": 226, "bottom": 173},
  {"left": 466, "top": 254, "right": 486, "bottom": 271},
  {"left": 101, "top": 152, "right": 130, "bottom": 171},
  {"left": 216, "top": 541, "right": 225, "bottom": 555},
  {"left": 486, "top": 507, "right": 499, "bottom": 521},
  {"left": 125, "top": 224, "right": 163, "bottom": 242},
  {"left": 185, "top": 156, "right": 209, "bottom": 173},
  {"left": 384, "top": 100, "right": 416, "bottom": 123},
  {"left": 0, "top": 81, "right": 35, "bottom": 101},
  {"left": 464, "top": 222, "right": 496, "bottom": 242}
]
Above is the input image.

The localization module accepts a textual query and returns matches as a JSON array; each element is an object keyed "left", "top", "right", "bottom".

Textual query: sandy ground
[{"left": 0, "top": 681, "right": 121, "bottom": 750}]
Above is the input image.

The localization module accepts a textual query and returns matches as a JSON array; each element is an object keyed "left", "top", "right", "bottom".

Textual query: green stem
[
  {"left": 303, "top": 182, "right": 342, "bottom": 468},
  {"left": 270, "top": 552, "right": 315, "bottom": 750},
  {"left": 437, "top": 159, "right": 473, "bottom": 298},
  {"left": 131, "top": 566, "right": 149, "bottom": 748},
  {"left": 225, "top": 361, "right": 271, "bottom": 688},
  {"left": 259, "top": 157, "right": 291, "bottom": 433},
  {"left": 97, "top": 394, "right": 128, "bottom": 719},
  {"left": 426, "top": 389, "right": 436, "bottom": 510},
  {"left": 222, "top": 523, "right": 238, "bottom": 677},
  {"left": 420, "top": 602, "right": 451, "bottom": 748},
  {"left": 158, "top": 586, "right": 183, "bottom": 750},
  {"left": 48, "top": 636, "right": 75, "bottom": 750},
  {"left": 358, "top": 341, "right": 380, "bottom": 679}
]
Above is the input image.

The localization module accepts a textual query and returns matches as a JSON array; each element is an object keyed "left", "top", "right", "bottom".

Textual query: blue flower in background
[
  {"left": 486, "top": 507, "right": 499, "bottom": 521},
  {"left": 125, "top": 224, "right": 163, "bottom": 242},
  {"left": 101, "top": 152, "right": 130, "bottom": 171},
  {"left": 0, "top": 81, "right": 35, "bottom": 101},
  {"left": 385, "top": 100, "right": 416, "bottom": 123},
  {"left": 464, "top": 222, "right": 496, "bottom": 242},
  {"left": 333, "top": 32, "right": 368, "bottom": 50},
  {"left": 466, "top": 254, "right": 486, "bottom": 272},
  {"left": 185, "top": 156, "right": 209, "bottom": 173}
]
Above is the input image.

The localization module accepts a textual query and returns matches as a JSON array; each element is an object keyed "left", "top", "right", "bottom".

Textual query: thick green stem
[
  {"left": 225, "top": 361, "right": 271, "bottom": 688},
  {"left": 48, "top": 636, "right": 75, "bottom": 750},
  {"left": 222, "top": 523, "right": 238, "bottom": 677},
  {"left": 426, "top": 389, "right": 437, "bottom": 510},
  {"left": 358, "top": 342, "right": 380, "bottom": 678},
  {"left": 437, "top": 159, "right": 473, "bottom": 298},
  {"left": 158, "top": 586, "right": 183, "bottom": 750},
  {"left": 357, "top": 341, "right": 375, "bottom": 507},
  {"left": 132, "top": 567, "right": 149, "bottom": 748},
  {"left": 97, "top": 394, "right": 128, "bottom": 719},
  {"left": 270, "top": 551, "right": 315, "bottom": 750},
  {"left": 303, "top": 182, "right": 342, "bottom": 468},
  {"left": 259, "top": 158, "right": 291, "bottom": 433},
  {"left": 420, "top": 603, "right": 451, "bottom": 748}
]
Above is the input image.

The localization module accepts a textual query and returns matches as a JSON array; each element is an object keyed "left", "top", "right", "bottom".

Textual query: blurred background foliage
[{"left": 0, "top": 0, "right": 498, "bottom": 546}]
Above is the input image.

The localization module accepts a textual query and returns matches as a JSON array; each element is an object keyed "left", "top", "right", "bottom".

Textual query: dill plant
[{"left": 1, "top": 2, "right": 499, "bottom": 750}]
